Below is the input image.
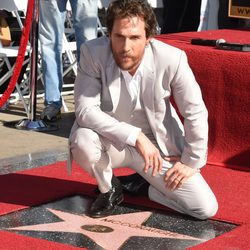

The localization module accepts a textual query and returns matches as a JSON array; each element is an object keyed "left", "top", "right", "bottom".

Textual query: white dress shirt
[{"left": 120, "top": 61, "right": 145, "bottom": 147}]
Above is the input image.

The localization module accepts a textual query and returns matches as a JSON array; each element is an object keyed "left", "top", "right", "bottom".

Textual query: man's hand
[
  {"left": 135, "top": 132, "right": 163, "bottom": 176},
  {"left": 164, "top": 156, "right": 197, "bottom": 191}
]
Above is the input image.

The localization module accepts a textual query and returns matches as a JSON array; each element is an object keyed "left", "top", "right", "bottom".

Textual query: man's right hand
[{"left": 135, "top": 132, "right": 163, "bottom": 176}]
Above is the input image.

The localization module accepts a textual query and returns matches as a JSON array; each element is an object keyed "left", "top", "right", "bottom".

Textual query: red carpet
[
  {"left": 0, "top": 161, "right": 249, "bottom": 249},
  {"left": 0, "top": 30, "right": 249, "bottom": 249},
  {"left": 156, "top": 29, "right": 250, "bottom": 168}
]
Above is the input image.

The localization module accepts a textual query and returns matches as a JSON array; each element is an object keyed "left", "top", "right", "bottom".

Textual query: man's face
[{"left": 110, "top": 16, "right": 150, "bottom": 75}]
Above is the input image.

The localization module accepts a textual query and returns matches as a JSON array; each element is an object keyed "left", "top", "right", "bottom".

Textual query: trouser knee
[
  {"left": 70, "top": 127, "right": 103, "bottom": 173},
  {"left": 70, "top": 126, "right": 113, "bottom": 192},
  {"left": 194, "top": 198, "right": 219, "bottom": 220}
]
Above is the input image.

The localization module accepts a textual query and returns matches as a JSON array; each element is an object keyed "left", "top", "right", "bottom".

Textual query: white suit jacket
[{"left": 70, "top": 36, "right": 208, "bottom": 169}]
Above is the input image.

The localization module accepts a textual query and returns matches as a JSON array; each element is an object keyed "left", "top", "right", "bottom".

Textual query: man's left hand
[{"left": 164, "top": 156, "right": 197, "bottom": 191}]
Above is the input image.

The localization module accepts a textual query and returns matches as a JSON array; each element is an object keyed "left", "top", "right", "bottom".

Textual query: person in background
[
  {"left": 161, "top": 0, "right": 202, "bottom": 33},
  {"left": 39, "top": 0, "right": 98, "bottom": 121},
  {"left": 69, "top": 0, "right": 218, "bottom": 219}
]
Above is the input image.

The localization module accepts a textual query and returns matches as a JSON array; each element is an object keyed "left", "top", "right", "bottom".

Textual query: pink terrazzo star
[{"left": 9, "top": 209, "right": 203, "bottom": 249}]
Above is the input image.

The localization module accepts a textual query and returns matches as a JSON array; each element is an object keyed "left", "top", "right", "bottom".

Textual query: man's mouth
[{"left": 120, "top": 55, "right": 131, "bottom": 61}]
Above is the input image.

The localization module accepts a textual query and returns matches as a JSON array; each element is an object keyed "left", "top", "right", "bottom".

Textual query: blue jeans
[{"left": 39, "top": 0, "right": 98, "bottom": 108}]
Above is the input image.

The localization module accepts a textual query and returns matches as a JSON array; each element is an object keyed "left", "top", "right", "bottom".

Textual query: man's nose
[{"left": 122, "top": 38, "right": 131, "bottom": 52}]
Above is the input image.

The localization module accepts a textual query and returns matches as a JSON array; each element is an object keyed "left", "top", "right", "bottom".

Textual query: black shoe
[
  {"left": 40, "top": 105, "right": 61, "bottom": 122},
  {"left": 89, "top": 176, "right": 123, "bottom": 218},
  {"left": 117, "top": 173, "right": 149, "bottom": 197}
]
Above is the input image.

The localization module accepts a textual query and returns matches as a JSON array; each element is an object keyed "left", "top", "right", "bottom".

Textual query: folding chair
[{"left": 0, "top": 1, "right": 31, "bottom": 113}]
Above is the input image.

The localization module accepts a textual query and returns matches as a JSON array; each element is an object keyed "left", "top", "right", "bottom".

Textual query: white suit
[{"left": 69, "top": 37, "right": 218, "bottom": 219}]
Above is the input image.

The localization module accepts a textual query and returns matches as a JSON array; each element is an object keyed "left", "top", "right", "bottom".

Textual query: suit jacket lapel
[
  {"left": 141, "top": 45, "right": 155, "bottom": 116},
  {"left": 102, "top": 57, "right": 121, "bottom": 112}
]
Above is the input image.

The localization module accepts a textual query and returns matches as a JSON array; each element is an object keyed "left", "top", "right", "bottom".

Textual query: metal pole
[{"left": 29, "top": 0, "right": 39, "bottom": 121}]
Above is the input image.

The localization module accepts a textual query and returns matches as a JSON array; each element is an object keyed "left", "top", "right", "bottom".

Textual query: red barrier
[{"left": 0, "top": 0, "right": 34, "bottom": 108}]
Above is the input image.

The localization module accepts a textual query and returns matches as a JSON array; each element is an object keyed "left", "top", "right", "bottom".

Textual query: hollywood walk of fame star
[{"left": 7, "top": 209, "right": 203, "bottom": 250}]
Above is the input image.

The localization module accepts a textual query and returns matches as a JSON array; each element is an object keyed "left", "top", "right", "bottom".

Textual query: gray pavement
[{"left": 0, "top": 95, "right": 75, "bottom": 174}]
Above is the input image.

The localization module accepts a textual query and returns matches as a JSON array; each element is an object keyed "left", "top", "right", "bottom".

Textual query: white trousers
[{"left": 70, "top": 127, "right": 218, "bottom": 220}]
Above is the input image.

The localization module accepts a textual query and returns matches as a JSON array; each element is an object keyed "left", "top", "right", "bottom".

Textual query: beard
[{"left": 113, "top": 52, "right": 141, "bottom": 73}]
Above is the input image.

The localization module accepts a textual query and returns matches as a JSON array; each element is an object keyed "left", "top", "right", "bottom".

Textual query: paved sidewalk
[{"left": 0, "top": 95, "right": 75, "bottom": 174}]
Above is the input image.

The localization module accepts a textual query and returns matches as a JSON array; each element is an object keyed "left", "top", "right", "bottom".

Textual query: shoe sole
[{"left": 42, "top": 113, "right": 61, "bottom": 122}]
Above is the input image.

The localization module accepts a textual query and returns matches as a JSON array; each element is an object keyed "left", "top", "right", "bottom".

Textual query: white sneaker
[{"left": 40, "top": 105, "right": 61, "bottom": 121}]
